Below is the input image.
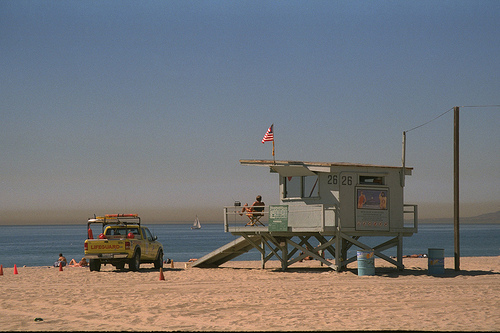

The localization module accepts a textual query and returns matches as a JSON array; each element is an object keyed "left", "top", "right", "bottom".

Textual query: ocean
[{"left": 0, "top": 223, "right": 498, "bottom": 268}]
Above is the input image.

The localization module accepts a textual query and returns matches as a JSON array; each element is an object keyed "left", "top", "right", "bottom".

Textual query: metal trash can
[
  {"left": 428, "top": 248, "right": 445, "bottom": 275},
  {"left": 357, "top": 250, "right": 375, "bottom": 276}
]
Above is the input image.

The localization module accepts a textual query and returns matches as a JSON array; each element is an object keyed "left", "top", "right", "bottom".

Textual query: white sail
[{"left": 191, "top": 216, "right": 201, "bottom": 229}]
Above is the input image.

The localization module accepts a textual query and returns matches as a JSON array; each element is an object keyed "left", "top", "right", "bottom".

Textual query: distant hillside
[{"left": 419, "top": 210, "right": 500, "bottom": 224}]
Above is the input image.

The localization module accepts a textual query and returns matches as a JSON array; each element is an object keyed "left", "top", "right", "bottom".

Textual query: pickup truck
[{"left": 84, "top": 214, "right": 163, "bottom": 272}]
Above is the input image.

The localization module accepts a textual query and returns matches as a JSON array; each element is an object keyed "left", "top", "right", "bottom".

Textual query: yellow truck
[{"left": 84, "top": 214, "right": 163, "bottom": 272}]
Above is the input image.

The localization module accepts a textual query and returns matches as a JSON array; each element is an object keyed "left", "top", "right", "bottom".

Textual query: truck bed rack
[{"left": 87, "top": 214, "right": 141, "bottom": 232}]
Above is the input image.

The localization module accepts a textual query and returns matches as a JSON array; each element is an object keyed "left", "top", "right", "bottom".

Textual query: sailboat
[{"left": 191, "top": 215, "right": 201, "bottom": 230}]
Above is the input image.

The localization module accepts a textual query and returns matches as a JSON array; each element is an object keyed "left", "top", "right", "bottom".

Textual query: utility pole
[
  {"left": 454, "top": 106, "right": 460, "bottom": 271},
  {"left": 401, "top": 131, "right": 406, "bottom": 187}
]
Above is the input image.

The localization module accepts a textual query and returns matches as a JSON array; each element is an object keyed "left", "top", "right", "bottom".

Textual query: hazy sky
[{"left": 1, "top": 0, "right": 499, "bottom": 224}]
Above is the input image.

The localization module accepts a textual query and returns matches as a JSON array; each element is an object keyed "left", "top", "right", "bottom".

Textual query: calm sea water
[{"left": 0, "top": 223, "right": 498, "bottom": 268}]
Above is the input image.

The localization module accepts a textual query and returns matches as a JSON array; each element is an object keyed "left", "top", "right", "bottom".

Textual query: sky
[{"left": 1, "top": 0, "right": 499, "bottom": 224}]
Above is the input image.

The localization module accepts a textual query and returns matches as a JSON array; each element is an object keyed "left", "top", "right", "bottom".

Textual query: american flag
[{"left": 262, "top": 124, "right": 274, "bottom": 143}]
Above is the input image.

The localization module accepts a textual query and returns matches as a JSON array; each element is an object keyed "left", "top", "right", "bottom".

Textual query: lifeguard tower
[{"left": 193, "top": 159, "right": 418, "bottom": 271}]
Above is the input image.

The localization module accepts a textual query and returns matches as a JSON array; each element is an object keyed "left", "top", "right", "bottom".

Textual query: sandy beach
[{"left": 0, "top": 256, "right": 498, "bottom": 331}]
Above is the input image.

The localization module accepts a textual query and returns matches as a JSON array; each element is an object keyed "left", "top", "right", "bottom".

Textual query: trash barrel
[
  {"left": 428, "top": 248, "right": 445, "bottom": 275},
  {"left": 357, "top": 250, "right": 375, "bottom": 276}
]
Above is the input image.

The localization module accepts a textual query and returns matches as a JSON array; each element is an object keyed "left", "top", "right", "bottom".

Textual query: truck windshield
[
  {"left": 106, "top": 229, "right": 126, "bottom": 236},
  {"left": 105, "top": 228, "right": 140, "bottom": 236}
]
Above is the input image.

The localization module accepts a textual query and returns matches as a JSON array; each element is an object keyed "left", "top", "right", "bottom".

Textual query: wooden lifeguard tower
[{"left": 193, "top": 159, "right": 418, "bottom": 271}]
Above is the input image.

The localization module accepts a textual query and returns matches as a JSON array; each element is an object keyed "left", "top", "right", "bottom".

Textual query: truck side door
[{"left": 141, "top": 227, "right": 154, "bottom": 259}]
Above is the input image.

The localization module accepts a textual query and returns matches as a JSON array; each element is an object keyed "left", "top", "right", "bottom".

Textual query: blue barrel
[
  {"left": 357, "top": 250, "right": 375, "bottom": 276},
  {"left": 428, "top": 248, "right": 445, "bottom": 275}
]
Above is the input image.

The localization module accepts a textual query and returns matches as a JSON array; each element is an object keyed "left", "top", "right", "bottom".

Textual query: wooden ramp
[{"left": 192, "top": 235, "right": 261, "bottom": 268}]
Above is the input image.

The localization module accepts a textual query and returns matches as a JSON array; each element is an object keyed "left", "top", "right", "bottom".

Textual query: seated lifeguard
[{"left": 240, "top": 195, "right": 265, "bottom": 226}]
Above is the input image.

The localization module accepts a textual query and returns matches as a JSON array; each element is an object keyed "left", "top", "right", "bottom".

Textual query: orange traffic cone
[
  {"left": 0, "top": 264, "right": 3, "bottom": 276},
  {"left": 13, "top": 264, "right": 18, "bottom": 275},
  {"left": 159, "top": 267, "right": 165, "bottom": 281},
  {"left": 59, "top": 263, "right": 63, "bottom": 271}
]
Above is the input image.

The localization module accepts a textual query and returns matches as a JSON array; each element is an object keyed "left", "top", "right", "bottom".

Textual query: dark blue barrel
[
  {"left": 357, "top": 250, "right": 375, "bottom": 276},
  {"left": 428, "top": 248, "right": 445, "bottom": 275}
]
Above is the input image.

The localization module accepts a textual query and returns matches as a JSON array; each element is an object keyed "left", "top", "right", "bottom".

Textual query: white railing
[
  {"left": 286, "top": 204, "right": 325, "bottom": 231},
  {"left": 224, "top": 204, "right": 416, "bottom": 233},
  {"left": 224, "top": 205, "right": 269, "bottom": 231},
  {"left": 224, "top": 204, "right": 337, "bottom": 231}
]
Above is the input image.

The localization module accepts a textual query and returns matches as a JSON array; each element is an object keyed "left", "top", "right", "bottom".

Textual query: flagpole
[
  {"left": 262, "top": 123, "right": 275, "bottom": 164},
  {"left": 272, "top": 139, "right": 275, "bottom": 165},
  {"left": 272, "top": 124, "right": 275, "bottom": 164}
]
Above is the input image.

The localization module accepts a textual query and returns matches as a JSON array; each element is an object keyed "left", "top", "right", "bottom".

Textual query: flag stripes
[{"left": 262, "top": 124, "right": 274, "bottom": 143}]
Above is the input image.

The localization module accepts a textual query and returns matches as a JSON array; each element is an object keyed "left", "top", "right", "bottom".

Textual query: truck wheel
[
  {"left": 129, "top": 249, "right": 141, "bottom": 271},
  {"left": 89, "top": 259, "right": 101, "bottom": 272},
  {"left": 154, "top": 249, "right": 163, "bottom": 269}
]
